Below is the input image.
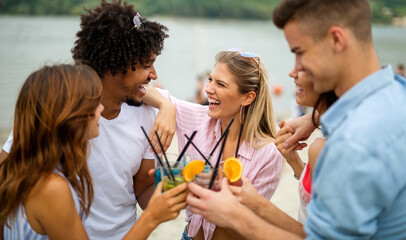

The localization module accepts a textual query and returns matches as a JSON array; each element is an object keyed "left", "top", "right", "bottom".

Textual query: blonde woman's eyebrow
[{"left": 216, "top": 79, "right": 229, "bottom": 87}]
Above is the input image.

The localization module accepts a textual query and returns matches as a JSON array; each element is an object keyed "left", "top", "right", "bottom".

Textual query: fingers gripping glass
[
  {"left": 227, "top": 48, "right": 261, "bottom": 89},
  {"left": 131, "top": 12, "right": 144, "bottom": 30}
]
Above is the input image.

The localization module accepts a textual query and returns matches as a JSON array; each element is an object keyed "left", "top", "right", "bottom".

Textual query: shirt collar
[
  {"left": 321, "top": 65, "right": 394, "bottom": 136},
  {"left": 236, "top": 140, "right": 254, "bottom": 161},
  {"left": 212, "top": 120, "right": 253, "bottom": 161}
]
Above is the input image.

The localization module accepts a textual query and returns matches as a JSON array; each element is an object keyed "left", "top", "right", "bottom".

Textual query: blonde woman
[{"left": 144, "top": 49, "right": 283, "bottom": 240}]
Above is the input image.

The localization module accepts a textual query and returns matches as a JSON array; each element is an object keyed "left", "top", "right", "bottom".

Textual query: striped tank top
[{"left": 3, "top": 170, "right": 83, "bottom": 240}]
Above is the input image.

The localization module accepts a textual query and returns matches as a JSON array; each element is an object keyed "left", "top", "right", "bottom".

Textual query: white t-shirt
[
  {"left": 2, "top": 131, "right": 12, "bottom": 153},
  {"left": 2, "top": 103, "right": 157, "bottom": 240}
]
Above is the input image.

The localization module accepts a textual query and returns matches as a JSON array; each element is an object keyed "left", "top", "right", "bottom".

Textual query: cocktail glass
[
  {"left": 155, "top": 153, "right": 187, "bottom": 191},
  {"left": 188, "top": 154, "right": 223, "bottom": 190}
]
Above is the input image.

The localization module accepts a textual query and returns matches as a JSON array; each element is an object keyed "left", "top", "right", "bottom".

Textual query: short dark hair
[
  {"left": 72, "top": 0, "right": 169, "bottom": 78},
  {"left": 272, "top": 0, "right": 372, "bottom": 42}
]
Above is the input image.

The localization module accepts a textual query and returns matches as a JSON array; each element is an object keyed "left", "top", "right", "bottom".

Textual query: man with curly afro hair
[{"left": 71, "top": 1, "right": 185, "bottom": 239}]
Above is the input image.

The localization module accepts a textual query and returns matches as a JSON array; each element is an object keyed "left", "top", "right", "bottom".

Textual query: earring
[{"left": 239, "top": 106, "right": 246, "bottom": 124}]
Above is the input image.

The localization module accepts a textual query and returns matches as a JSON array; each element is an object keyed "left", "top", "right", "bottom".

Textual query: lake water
[{"left": 1, "top": 15, "right": 405, "bottom": 131}]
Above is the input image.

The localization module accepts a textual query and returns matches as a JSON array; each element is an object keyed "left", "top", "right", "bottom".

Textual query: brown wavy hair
[
  {"left": 312, "top": 91, "right": 338, "bottom": 128},
  {"left": 0, "top": 64, "right": 102, "bottom": 226}
]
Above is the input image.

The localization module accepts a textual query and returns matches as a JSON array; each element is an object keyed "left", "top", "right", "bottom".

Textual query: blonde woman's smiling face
[{"left": 205, "top": 63, "right": 245, "bottom": 122}]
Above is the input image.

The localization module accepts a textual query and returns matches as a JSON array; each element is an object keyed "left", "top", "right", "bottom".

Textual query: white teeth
[{"left": 208, "top": 99, "right": 220, "bottom": 104}]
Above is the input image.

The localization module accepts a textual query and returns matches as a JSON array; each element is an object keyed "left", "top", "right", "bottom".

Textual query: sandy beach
[{"left": 0, "top": 128, "right": 321, "bottom": 239}]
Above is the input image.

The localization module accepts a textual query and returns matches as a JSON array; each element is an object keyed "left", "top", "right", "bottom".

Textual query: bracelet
[{"left": 294, "top": 174, "right": 300, "bottom": 180}]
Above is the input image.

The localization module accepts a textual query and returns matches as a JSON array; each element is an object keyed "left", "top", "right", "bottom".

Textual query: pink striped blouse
[{"left": 161, "top": 90, "right": 283, "bottom": 240}]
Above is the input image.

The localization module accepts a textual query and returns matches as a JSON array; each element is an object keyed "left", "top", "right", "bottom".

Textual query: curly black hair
[{"left": 72, "top": 0, "right": 169, "bottom": 78}]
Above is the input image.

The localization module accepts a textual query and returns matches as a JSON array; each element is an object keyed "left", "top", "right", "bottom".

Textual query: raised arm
[
  {"left": 123, "top": 182, "right": 188, "bottom": 240},
  {"left": 275, "top": 122, "right": 306, "bottom": 178},
  {"left": 187, "top": 179, "right": 303, "bottom": 240},
  {"left": 143, "top": 85, "right": 176, "bottom": 153},
  {"left": 281, "top": 114, "right": 317, "bottom": 150},
  {"left": 229, "top": 177, "right": 306, "bottom": 237}
]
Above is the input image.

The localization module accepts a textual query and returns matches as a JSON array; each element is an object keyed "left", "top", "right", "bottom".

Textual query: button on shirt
[{"left": 305, "top": 66, "right": 406, "bottom": 239}]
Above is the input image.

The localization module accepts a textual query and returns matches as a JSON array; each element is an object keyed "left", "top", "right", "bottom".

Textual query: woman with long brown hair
[
  {"left": 0, "top": 64, "right": 189, "bottom": 240},
  {"left": 0, "top": 64, "right": 103, "bottom": 239}
]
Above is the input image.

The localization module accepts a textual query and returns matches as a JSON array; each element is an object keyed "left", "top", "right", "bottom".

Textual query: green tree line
[{"left": 0, "top": 0, "right": 405, "bottom": 24}]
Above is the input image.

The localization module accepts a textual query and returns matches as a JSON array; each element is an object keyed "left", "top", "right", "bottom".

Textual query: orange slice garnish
[
  {"left": 223, "top": 157, "right": 243, "bottom": 183},
  {"left": 182, "top": 160, "right": 205, "bottom": 182}
]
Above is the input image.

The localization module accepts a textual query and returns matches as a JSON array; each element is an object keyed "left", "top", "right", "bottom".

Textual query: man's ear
[
  {"left": 328, "top": 26, "right": 346, "bottom": 53},
  {"left": 241, "top": 91, "right": 256, "bottom": 107}
]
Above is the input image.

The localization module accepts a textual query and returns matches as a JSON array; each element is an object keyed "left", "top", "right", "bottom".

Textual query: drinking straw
[
  {"left": 155, "top": 131, "right": 175, "bottom": 181},
  {"left": 235, "top": 124, "right": 244, "bottom": 157},
  {"left": 174, "top": 130, "right": 197, "bottom": 167},
  {"left": 208, "top": 127, "right": 230, "bottom": 189},
  {"left": 209, "top": 118, "right": 234, "bottom": 157},
  {"left": 140, "top": 126, "right": 173, "bottom": 181},
  {"left": 184, "top": 134, "right": 213, "bottom": 168}
]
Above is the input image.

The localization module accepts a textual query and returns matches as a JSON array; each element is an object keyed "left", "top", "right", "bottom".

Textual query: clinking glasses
[
  {"left": 227, "top": 48, "right": 261, "bottom": 88},
  {"left": 131, "top": 12, "right": 144, "bottom": 30}
]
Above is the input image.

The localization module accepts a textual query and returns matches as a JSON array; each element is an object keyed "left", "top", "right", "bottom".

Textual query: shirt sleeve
[
  {"left": 247, "top": 144, "right": 283, "bottom": 200},
  {"left": 158, "top": 89, "right": 208, "bottom": 129},
  {"left": 2, "top": 131, "right": 13, "bottom": 153},
  {"left": 305, "top": 140, "right": 399, "bottom": 239},
  {"left": 141, "top": 106, "right": 158, "bottom": 160},
  {"left": 158, "top": 89, "right": 210, "bottom": 151}
]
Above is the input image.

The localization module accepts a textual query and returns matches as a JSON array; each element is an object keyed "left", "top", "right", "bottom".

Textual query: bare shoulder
[
  {"left": 38, "top": 174, "right": 71, "bottom": 198},
  {"left": 309, "top": 138, "right": 326, "bottom": 155},
  {"left": 25, "top": 173, "right": 76, "bottom": 234},
  {"left": 28, "top": 173, "right": 74, "bottom": 212},
  {"left": 308, "top": 138, "right": 326, "bottom": 169}
]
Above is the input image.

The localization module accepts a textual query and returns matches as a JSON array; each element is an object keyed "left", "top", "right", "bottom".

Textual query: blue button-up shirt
[{"left": 305, "top": 66, "right": 406, "bottom": 239}]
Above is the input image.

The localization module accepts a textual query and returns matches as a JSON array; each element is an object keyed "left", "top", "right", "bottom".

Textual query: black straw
[
  {"left": 155, "top": 131, "right": 175, "bottom": 181},
  {"left": 235, "top": 124, "right": 244, "bottom": 157},
  {"left": 141, "top": 126, "right": 173, "bottom": 181},
  {"left": 174, "top": 130, "right": 197, "bottom": 167},
  {"left": 185, "top": 134, "right": 213, "bottom": 168},
  {"left": 209, "top": 118, "right": 234, "bottom": 157},
  {"left": 209, "top": 127, "right": 230, "bottom": 189}
]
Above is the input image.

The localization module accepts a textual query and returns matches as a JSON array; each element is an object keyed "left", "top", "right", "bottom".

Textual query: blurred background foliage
[{"left": 0, "top": 0, "right": 405, "bottom": 24}]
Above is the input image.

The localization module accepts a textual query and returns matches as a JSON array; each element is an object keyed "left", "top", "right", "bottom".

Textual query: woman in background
[{"left": 276, "top": 69, "right": 337, "bottom": 223}]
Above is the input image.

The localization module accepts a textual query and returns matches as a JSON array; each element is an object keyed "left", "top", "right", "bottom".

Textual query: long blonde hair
[
  {"left": 0, "top": 64, "right": 102, "bottom": 226},
  {"left": 215, "top": 51, "right": 277, "bottom": 148}
]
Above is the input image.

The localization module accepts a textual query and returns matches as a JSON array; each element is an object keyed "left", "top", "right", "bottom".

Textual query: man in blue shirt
[{"left": 186, "top": 0, "right": 406, "bottom": 239}]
